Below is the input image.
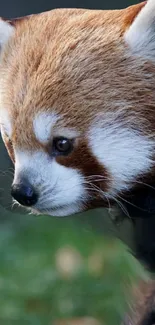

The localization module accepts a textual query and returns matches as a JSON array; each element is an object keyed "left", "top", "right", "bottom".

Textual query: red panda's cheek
[{"left": 55, "top": 140, "right": 110, "bottom": 195}]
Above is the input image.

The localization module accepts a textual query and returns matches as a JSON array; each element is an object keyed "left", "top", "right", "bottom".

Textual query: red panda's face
[{"left": 0, "top": 2, "right": 155, "bottom": 217}]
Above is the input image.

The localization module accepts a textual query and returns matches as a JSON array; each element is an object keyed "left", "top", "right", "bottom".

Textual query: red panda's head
[{"left": 0, "top": 1, "right": 155, "bottom": 217}]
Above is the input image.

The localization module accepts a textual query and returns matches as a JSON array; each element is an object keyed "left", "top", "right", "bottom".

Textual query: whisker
[
  {"left": 114, "top": 197, "right": 131, "bottom": 219},
  {"left": 0, "top": 170, "right": 13, "bottom": 177},
  {"left": 105, "top": 194, "right": 130, "bottom": 219},
  {"left": 105, "top": 195, "right": 113, "bottom": 215},
  {"left": 86, "top": 175, "right": 109, "bottom": 181},
  {"left": 133, "top": 180, "right": 155, "bottom": 191},
  {"left": 41, "top": 187, "right": 53, "bottom": 197},
  {"left": 115, "top": 193, "right": 147, "bottom": 212}
]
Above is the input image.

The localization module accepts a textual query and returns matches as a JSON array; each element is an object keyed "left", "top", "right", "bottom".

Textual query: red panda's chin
[
  {"left": 31, "top": 203, "right": 85, "bottom": 217},
  {"left": 29, "top": 196, "right": 113, "bottom": 217}
]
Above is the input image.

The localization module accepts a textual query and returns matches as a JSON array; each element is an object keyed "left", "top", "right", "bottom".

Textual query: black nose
[{"left": 11, "top": 183, "right": 38, "bottom": 207}]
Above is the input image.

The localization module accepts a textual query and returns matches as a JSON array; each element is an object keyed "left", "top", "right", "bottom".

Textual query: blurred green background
[
  {"left": 0, "top": 1, "right": 147, "bottom": 324},
  {"left": 0, "top": 207, "right": 146, "bottom": 325}
]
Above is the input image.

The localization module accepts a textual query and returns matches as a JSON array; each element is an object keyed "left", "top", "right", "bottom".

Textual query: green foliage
[{"left": 0, "top": 211, "right": 147, "bottom": 325}]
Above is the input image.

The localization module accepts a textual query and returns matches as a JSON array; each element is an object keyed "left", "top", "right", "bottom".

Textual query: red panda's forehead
[
  {"left": 10, "top": 106, "right": 93, "bottom": 151},
  {"left": 0, "top": 14, "right": 125, "bottom": 135},
  {"left": 0, "top": 2, "right": 149, "bottom": 148},
  {"left": 0, "top": 2, "right": 147, "bottom": 115},
  {"left": 0, "top": 8, "right": 127, "bottom": 109}
]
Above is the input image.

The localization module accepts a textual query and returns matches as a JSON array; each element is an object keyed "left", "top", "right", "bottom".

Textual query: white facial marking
[
  {"left": 33, "top": 112, "right": 59, "bottom": 144},
  {"left": 53, "top": 127, "right": 80, "bottom": 139},
  {"left": 0, "top": 20, "right": 14, "bottom": 47},
  {"left": 89, "top": 123, "right": 154, "bottom": 196},
  {"left": 125, "top": 0, "right": 155, "bottom": 59},
  {"left": 13, "top": 150, "right": 87, "bottom": 217},
  {"left": 0, "top": 109, "right": 12, "bottom": 138}
]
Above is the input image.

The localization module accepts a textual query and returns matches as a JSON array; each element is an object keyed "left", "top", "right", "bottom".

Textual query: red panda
[
  {"left": 1, "top": 2, "right": 155, "bottom": 324},
  {"left": 0, "top": 0, "right": 154, "bottom": 219},
  {"left": 0, "top": 0, "right": 155, "bottom": 271}
]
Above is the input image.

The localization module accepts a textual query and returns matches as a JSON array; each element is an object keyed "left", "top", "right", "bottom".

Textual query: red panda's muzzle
[{"left": 11, "top": 182, "right": 38, "bottom": 207}]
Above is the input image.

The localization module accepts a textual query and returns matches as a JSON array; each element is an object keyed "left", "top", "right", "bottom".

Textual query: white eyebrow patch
[
  {"left": 0, "top": 109, "right": 12, "bottom": 138},
  {"left": 33, "top": 112, "right": 59, "bottom": 144},
  {"left": 53, "top": 127, "right": 80, "bottom": 139}
]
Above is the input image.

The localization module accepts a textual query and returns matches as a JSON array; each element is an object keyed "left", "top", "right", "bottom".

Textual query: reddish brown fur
[
  {"left": 56, "top": 139, "right": 110, "bottom": 200},
  {"left": 1, "top": 2, "right": 151, "bottom": 146},
  {"left": 121, "top": 2, "right": 146, "bottom": 31},
  {"left": 123, "top": 280, "right": 155, "bottom": 325},
  {"left": 1, "top": 3, "right": 155, "bottom": 324},
  {"left": 1, "top": 2, "right": 154, "bottom": 200}
]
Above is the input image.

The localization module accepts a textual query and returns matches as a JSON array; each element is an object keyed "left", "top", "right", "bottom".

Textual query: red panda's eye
[{"left": 53, "top": 137, "right": 73, "bottom": 156}]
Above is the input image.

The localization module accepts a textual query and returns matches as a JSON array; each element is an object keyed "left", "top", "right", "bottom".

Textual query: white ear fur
[
  {"left": 125, "top": 0, "right": 155, "bottom": 59},
  {"left": 0, "top": 20, "right": 14, "bottom": 48}
]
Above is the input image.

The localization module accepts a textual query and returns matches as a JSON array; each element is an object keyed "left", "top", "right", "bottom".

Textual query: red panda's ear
[
  {"left": 0, "top": 19, "right": 14, "bottom": 50},
  {"left": 124, "top": 0, "right": 155, "bottom": 59}
]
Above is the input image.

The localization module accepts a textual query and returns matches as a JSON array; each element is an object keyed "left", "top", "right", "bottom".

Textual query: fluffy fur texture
[
  {"left": 0, "top": 0, "right": 155, "bottom": 218},
  {"left": 0, "top": 20, "right": 14, "bottom": 47},
  {"left": 33, "top": 112, "right": 59, "bottom": 144},
  {"left": 14, "top": 149, "right": 87, "bottom": 216},
  {"left": 1, "top": 3, "right": 155, "bottom": 324},
  {"left": 125, "top": 0, "right": 155, "bottom": 59}
]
